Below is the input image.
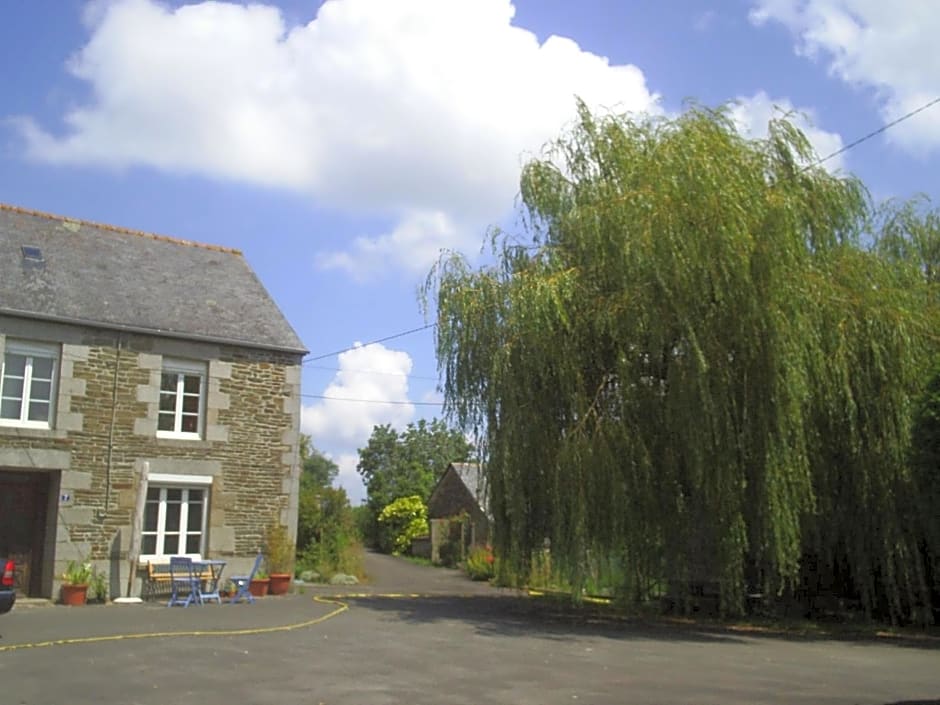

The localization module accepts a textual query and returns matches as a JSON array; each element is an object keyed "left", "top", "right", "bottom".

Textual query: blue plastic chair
[
  {"left": 228, "top": 553, "right": 263, "bottom": 604},
  {"left": 167, "top": 556, "right": 201, "bottom": 607},
  {"left": 197, "top": 560, "right": 225, "bottom": 605}
]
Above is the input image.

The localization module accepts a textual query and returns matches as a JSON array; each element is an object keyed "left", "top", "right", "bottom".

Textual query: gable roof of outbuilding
[
  {"left": 0, "top": 204, "right": 307, "bottom": 354},
  {"left": 428, "top": 462, "right": 487, "bottom": 517},
  {"left": 450, "top": 462, "right": 485, "bottom": 510}
]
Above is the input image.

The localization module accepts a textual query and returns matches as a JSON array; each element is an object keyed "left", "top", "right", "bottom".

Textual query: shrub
[
  {"left": 297, "top": 537, "right": 365, "bottom": 581},
  {"left": 89, "top": 568, "right": 108, "bottom": 602},
  {"left": 377, "top": 496, "right": 428, "bottom": 555},
  {"left": 465, "top": 545, "right": 496, "bottom": 581},
  {"left": 297, "top": 485, "right": 360, "bottom": 575},
  {"left": 264, "top": 523, "right": 296, "bottom": 575},
  {"left": 439, "top": 538, "right": 461, "bottom": 568},
  {"left": 437, "top": 513, "right": 468, "bottom": 567}
]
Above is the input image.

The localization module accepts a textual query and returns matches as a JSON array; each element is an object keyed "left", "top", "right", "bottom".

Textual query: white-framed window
[
  {"left": 157, "top": 359, "right": 205, "bottom": 440},
  {"left": 0, "top": 340, "right": 59, "bottom": 429},
  {"left": 140, "top": 475, "right": 211, "bottom": 560}
]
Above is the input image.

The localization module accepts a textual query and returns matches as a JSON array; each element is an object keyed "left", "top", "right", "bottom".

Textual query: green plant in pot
[
  {"left": 60, "top": 560, "right": 93, "bottom": 606},
  {"left": 249, "top": 567, "right": 270, "bottom": 597},
  {"left": 264, "top": 523, "right": 295, "bottom": 596}
]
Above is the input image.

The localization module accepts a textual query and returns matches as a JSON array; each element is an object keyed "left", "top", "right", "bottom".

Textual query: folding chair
[
  {"left": 228, "top": 553, "right": 263, "bottom": 604},
  {"left": 197, "top": 560, "right": 225, "bottom": 605},
  {"left": 167, "top": 556, "right": 201, "bottom": 607}
]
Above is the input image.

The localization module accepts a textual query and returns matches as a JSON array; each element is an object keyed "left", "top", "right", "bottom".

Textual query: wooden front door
[{"left": 0, "top": 470, "right": 50, "bottom": 596}]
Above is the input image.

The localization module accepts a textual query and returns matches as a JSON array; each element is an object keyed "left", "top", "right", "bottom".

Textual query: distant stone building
[
  {"left": 427, "top": 462, "right": 488, "bottom": 564},
  {"left": 0, "top": 203, "right": 306, "bottom": 598}
]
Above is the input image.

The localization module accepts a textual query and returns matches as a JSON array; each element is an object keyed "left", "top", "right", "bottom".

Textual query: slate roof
[
  {"left": 0, "top": 203, "right": 306, "bottom": 354},
  {"left": 450, "top": 462, "right": 487, "bottom": 514}
]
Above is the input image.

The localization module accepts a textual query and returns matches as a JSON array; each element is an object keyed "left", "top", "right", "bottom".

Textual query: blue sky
[{"left": 2, "top": 0, "right": 938, "bottom": 503}]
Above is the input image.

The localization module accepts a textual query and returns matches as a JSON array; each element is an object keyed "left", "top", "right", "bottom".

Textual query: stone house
[
  {"left": 0, "top": 203, "right": 306, "bottom": 599},
  {"left": 427, "top": 462, "right": 489, "bottom": 564}
]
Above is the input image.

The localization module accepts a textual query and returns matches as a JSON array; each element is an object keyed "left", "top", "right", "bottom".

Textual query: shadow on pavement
[
  {"left": 348, "top": 593, "right": 940, "bottom": 650},
  {"left": 347, "top": 593, "right": 748, "bottom": 644}
]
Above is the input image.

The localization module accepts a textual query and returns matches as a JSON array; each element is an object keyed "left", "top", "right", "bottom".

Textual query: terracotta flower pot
[
  {"left": 60, "top": 583, "right": 89, "bottom": 606},
  {"left": 248, "top": 578, "right": 270, "bottom": 597},
  {"left": 268, "top": 573, "right": 291, "bottom": 595}
]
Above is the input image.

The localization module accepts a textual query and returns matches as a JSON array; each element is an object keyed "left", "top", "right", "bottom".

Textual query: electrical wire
[
  {"left": 300, "top": 393, "right": 442, "bottom": 406},
  {"left": 804, "top": 96, "right": 940, "bottom": 172},
  {"left": 303, "top": 323, "right": 436, "bottom": 363},
  {"left": 304, "top": 363, "right": 439, "bottom": 382},
  {"left": 298, "top": 95, "right": 940, "bottom": 406}
]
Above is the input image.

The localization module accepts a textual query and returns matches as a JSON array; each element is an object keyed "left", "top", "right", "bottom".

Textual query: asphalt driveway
[{"left": 0, "top": 553, "right": 937, "bottom": 705}]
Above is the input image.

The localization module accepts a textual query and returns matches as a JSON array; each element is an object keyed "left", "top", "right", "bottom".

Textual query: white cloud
[
  {"left": 316, "top": 209, "right": 460, "bottom": 279},
  {"left": 18, "top": 0, "right": 661, "bottom": 276},
  {"left": 301, "top": 343, "right": 415, "bottom": 501},
  {"left": 750, "top": 0, "right": 940, "bottom": 152},
  {"left": 302, "top": 342, "right": 415, "bottom": 446},
  {"left": 731, "top": 91, "right": 846, "bottom": 171}
]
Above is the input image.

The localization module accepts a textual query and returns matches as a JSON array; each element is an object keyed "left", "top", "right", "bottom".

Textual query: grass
[{"left": 399, "top": 555, "right": 433, "bottom": 567}]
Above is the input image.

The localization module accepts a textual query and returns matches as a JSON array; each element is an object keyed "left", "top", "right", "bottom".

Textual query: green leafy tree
[
  {"left": 296, "top": 438, "right": 361, "bottom": 577},
  {"left": 300, "top": 433, "right": 339, "bottom": 488},
  {"left": 357, "top": 419, "right": 473, "bottom": 548},
  {"left": 297, "top": 485, "right": 360, "bottom": 577},
  {"left": 426, "top": 103, "right": 940, "bottom": 620},
  {"left": 356, "top": 424, "right": 401, "bottom": 498},
  {"left": 875, "top": 197, "right": 940, "bottom": 286},
  {"left": 297, "top": 434, "right": 342, "bottom": 553},
  {"left": 911, "top": 357, "right": 940, "bottom": 607},
  {"left": 377, "top": 495, "right": 429, "bottom": 555}
]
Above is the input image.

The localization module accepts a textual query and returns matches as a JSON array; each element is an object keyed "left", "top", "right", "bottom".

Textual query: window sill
[
  {"left": 156, "top": 431, "right": 203, "bottom": 441},
  {"left": 0, "top": 424, "right": 65, "bottom": 439},
  {"left": 154, "top": 436, "right": 213, "bottom": 451},
  {"left": 139, "top": 554, "right": 204, "bottom": 565},
  {"left": 0, "top": 420, "right": 53, "bottom": 430}
]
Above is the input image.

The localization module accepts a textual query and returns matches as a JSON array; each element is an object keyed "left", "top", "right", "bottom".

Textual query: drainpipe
[
  {"left": 103, "top": 333, "right": 123, "bottom": 517},
  {"left": 126, "top": 461, "right": 149, "bottom": 598}
]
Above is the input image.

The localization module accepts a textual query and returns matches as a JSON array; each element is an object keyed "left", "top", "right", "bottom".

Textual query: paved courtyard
[{"left": 0, "top": 554, "right": 937, "bottom": 705}]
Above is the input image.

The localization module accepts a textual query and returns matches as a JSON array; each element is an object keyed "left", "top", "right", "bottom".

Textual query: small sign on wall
[{"left": 59, "top": 492, "right": 72, "bottom": 505}]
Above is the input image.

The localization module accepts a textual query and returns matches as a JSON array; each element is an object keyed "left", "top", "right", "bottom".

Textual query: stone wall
[{"left": 0, "top": 315, "right": 302, "bottom": 597}]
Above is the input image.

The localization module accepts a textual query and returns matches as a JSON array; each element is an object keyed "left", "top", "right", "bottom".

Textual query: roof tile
[{"left": 0, "top": 203, "right": 307, "bottom": 354}]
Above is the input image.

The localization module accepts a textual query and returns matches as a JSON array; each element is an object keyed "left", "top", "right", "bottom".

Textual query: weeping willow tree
[{"left": 425, "top": 103, "right": 940, "bottom": 621}]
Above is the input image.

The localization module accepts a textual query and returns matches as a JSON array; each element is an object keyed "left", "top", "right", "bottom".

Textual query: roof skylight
[{"left": 21, "top": 245, "right": 43, "bottom": 261}]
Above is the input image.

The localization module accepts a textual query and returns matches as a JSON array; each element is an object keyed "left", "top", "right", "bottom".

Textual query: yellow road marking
[
  {"left": 0, "top": 596, "right": 348, "bottom": 653},
  {"left": 1, "top": 591, "right": 527, "bottom": 653}
]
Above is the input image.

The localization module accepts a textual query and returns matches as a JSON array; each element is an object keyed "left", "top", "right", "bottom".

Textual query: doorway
[{"left": 0, "top": 470, "right": 52, "bottom": 596}]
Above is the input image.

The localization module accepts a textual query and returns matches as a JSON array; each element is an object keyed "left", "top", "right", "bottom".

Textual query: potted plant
[
  {"left": 60, "top": 560, "right": 93, "bottom": 605},
  {"left": 249, "top": 568, "right": 270, "bottom": 597},
  {"left": 264, "top": 523, "right": 296, "bottom": 596}
]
